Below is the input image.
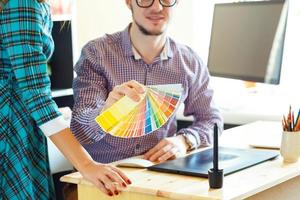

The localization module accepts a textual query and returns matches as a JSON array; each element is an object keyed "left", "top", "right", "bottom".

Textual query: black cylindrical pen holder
[{"left": 208, "top": 168, "right": 224, "bottom": 189}]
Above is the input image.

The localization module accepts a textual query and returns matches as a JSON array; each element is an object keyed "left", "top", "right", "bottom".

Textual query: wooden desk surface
[{"left": 61, "top": 121, "right": 300, "bottom": 200}]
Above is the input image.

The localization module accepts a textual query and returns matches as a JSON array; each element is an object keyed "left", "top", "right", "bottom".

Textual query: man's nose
[{"left": 151, "top": 0, "right": 163, "bottom": 11}]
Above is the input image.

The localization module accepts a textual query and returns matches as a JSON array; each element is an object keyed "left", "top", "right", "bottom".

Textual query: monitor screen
[
  {"left": 48, "top": 20, "right": 74, "bottom": 89},
  {"left": 207, "top": 0, "right": 288, "bottom": 84}
]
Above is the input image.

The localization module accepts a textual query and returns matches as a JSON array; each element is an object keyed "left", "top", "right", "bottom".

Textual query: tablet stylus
[{"left": 208, "top": 123, "right": 223, "bottom": 189}]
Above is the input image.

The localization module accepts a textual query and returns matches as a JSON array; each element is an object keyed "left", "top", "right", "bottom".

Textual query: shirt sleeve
[
  {"left": 178, "top": 53, "right": 223, "bottom": 148},
  {"left": 0, "top": 0, "right": 64, "bottom": 136},
  {"left": 71, "top": 42, "right": 108, "bottom": 144}
]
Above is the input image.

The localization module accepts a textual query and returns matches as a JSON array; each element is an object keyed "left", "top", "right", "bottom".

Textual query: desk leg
[{"left": 78, "top": 185, "right": 170, "bottom": 200}]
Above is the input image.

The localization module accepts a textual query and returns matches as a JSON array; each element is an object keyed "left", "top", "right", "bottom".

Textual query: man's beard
[
  {"left": 134, "top": 19, "right": 164, "bottom": 36},
  {"left": 130, "top": 5, "right": 166, "bottom": 36}
]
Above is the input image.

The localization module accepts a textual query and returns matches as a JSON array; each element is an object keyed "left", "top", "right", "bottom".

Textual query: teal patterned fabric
[
  {"left": 0, "top": 0, "right": 8, "bottom": 11},
  {"left": 0, "top": 0, "right": 61, "bottom": 199}
]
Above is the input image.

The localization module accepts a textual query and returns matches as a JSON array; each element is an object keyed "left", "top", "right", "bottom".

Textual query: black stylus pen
[
  {"left": 208, "top": 123, "right": 223, "bottom": 189},
  {"left": 213, "top": 123, "right": 219, "bottom": 171}
]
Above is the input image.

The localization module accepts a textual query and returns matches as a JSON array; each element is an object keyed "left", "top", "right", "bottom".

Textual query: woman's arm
[
  {"left": 0, "top": 0, "right": 131, "bottom": 196},
  {"left": 50, "top": 128, "right": 131, "bottom": 196}
]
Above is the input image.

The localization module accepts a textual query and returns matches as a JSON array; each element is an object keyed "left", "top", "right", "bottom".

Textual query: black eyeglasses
[{"left": 136, "top": 0, "right": 177, "bottom": 8}]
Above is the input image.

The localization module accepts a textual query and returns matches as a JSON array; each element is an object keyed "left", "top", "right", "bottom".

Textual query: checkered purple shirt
[{"left": 71, "top": 25, "right": 223, "bottom": 163}]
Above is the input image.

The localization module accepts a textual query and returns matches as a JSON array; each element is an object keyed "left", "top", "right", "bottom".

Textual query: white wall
[
  {"left": 280, "top": 0, "right": 300, "bottom": 90},
  {"left": 74, "top": 0, "right": 300, "bottom": 104},
  {"left": 75, "top": 0, "right": 130, "bottom": 51},
  {"left": 75, "top": 0, "right": 198, "bottom": 54}
]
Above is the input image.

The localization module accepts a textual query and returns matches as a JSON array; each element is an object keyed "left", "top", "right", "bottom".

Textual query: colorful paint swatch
[{"left": 95, "top": 84, "right": 183, "bottom": 138}]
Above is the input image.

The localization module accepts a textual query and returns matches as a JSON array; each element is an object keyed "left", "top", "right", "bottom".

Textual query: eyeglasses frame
[{"left": 135, "top": 0, "right": 177, "bottom": 8}]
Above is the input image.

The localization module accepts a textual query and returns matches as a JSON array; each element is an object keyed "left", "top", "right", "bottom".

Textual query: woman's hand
[
  {"left": 79, "top": 161, "right": 132, "bottom": 196},
  {"left": 50, "top": 128, "right": 132, "bottom": 197}
]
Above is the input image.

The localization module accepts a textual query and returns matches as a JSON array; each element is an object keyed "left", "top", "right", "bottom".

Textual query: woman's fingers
[
  {"left": 100, "top": 175, "right": 119, "bottom": 195},
  {"left": 109, "top": 166, "right": 132, "bottom": 186},
  {"left": 93, "top": 179, "right": 113, "bottom": 196},
  {"left": 80, "top": 162, "right": 132, "bottom": 197}
]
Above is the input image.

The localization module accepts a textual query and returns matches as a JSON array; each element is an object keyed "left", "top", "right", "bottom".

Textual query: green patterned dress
[{"left": 0, "top": 0, "right": 61, "bottom": 199}]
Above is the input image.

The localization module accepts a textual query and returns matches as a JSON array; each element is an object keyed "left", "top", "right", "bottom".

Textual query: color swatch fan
[{"left": 95, "top": 84, "right": 183, "bottom": 138}]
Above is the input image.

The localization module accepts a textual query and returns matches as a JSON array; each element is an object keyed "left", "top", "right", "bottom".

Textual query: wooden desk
[{"left": 61, "top": 121, "right": 300, "bottom": 200}]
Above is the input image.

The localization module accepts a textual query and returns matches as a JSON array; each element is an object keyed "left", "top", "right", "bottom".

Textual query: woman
[{"left": 0, "top": 0, "right": 131, "bottom": 199}]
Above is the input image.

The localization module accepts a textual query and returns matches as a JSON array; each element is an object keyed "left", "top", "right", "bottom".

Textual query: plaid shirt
[
  {"left": 0, "top": 0, "right": 61, "bottom": 199},
  {"left": 0, "top": 0, "right": 8, "bottom": 11},
  {"left": 71, "top": 25, "right": 223, "bottom": 163}
]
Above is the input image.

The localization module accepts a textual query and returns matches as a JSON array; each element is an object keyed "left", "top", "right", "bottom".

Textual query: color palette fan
[{"left": 95, "top": 84, "right": 183, "bottom": 138}]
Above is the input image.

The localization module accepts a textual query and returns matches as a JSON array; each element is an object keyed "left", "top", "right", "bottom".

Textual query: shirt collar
[
  {"left": 121, "top": 24, "right": 173, "bottom": 61},
  {"left": 131, "top": 42, "right": 169, "bottom": 61}
]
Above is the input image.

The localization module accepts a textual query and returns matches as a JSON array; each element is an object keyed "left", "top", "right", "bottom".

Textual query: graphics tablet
[{"left": 147, "top": 147, "right": 279, "bottom": 177}]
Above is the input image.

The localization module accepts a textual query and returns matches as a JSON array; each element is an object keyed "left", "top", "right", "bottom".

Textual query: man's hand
[
  {"left": 143, "top": 135, "right": 189, "bottom": 163},
  {"left": 102, "top": 80, "right": 145, "bottom": 112}
]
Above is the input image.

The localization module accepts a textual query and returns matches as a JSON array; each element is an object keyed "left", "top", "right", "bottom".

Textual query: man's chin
[
  {"left": 146, "top": 25, "right": 166, "bottom": 35},
  {"left": 147, "top": 30, "right": 164, "bottom": 36},
  {"left": 140, "top": 27, "right": 165, "bottom": 36},
  {"left": 135, "top": 21, "right": 166, "bottom": 36}
]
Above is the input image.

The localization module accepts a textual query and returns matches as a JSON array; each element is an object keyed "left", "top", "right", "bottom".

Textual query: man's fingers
[
  {"left": 108, "top": 81, "right": 145, "bottom": 104},
  {"left": 158, "top": 147, "right": 178, "bottom": 162},
  {"left": 126, "top": 80, "right": 145, "bottom": 93},
  {"left": 144, "top": 141, "right": 167, "bottom": 159},
  {"left": 112, "top": 85, "right": 125, "bottom": 96},
  {"left": 121, "top": 86, "right": 141, "bottom": 102},
  {"left": 108, "top": 91, "right": 124, "bottom": 101},
  {"left": 149, "top": 144, "right": 173, "bottom": 162},
  {"left": 113, "top": 84, "right": 142, "bottom": 102}
]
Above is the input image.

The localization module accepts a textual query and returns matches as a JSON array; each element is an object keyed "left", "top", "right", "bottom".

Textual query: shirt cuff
[
  {"left": 39, "top": 115, "right": 70, "bottom": 137},
  {"left": 176, "top": 131, "right": 198, "bottom": 151}
]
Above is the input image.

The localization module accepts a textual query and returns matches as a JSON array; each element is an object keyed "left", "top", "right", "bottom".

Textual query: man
[{"left": 71, "top": 0, "right": 223, "bottom": 164}]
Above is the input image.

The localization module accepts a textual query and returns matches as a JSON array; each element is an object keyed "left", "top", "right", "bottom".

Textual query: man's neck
[{"left": 130, "top": 24, "right": 167, "bottom": 64}]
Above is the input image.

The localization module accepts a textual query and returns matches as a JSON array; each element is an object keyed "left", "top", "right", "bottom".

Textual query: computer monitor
[
  {"left": 48, "top": 20, "right": 74, "bottom": 89},
  {"left": 207, "top": 0, "right": 288, "bottom": 84}
]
